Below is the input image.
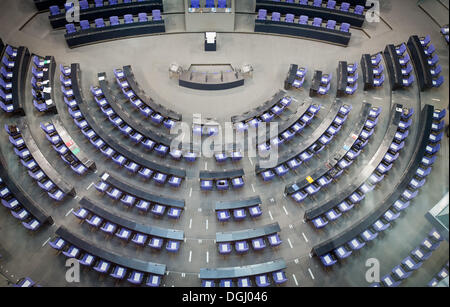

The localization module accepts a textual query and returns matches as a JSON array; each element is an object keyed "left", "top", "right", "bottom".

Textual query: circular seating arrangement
[{"left": 0, "top": 0, "right": 448, "bottom": 289}]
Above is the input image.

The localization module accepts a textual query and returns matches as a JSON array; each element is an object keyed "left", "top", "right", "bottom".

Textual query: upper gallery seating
[
  {"left": 48, "top": 0, "right": 163, "bottom": 28},
  {"left": 284, "top": 64, "right": 307, "bottom": 90},
  {"left": 256, "top": 100, "right": 350, "bottom": 180},
  {"left": 95, "top": 172, "right": 185, "bottom": 215},
  {"left": 200, "top": 259, "right": 288, "bottom": 287},
  {"left": 73, "top": 196, "right": 184, "bottom": 251},
  {"left": 255, "top": 10, "right": 351, "bottom": 46},
  {"left": 114, "top": 66, "right": 182, "bottom": 128},
  {"left": 361, "top": 53, "right": 386, "bottom": 90},
  {"left": 215, "top": 196, "right": 263, "bottom": 222},
  {"left": 428, "top": 260, "right": 449, "bottom": 287},
  {"left": 312, "top": 105, "right": 444, "bottom": 266},
  {"left": 62, "top": 63, "right": 186, "bottom": 185},
  {"left": 190, "top": 0, "right": 229, "bottom": 9},
  {"left": 64, "top": 10, "right": 165, "bottom": 48},
  {"left": 31, "top": 55, "right": 57, "bottom": 114},
  {"left": 0, "top": 43, "right": 29, "bottom": 115},
  {"left": 40, "top": 119, "right": 96, "bottom": 175},
  {"left": 285, "top": 103, "right": 378, "bottom": 201},
  {"left": 305, "top": 105, "right": 411, "bottom": 228},
  {"left": 231, "top": 90, "right": 292, "bottom": 132},
  {"left": 372, "top": 230, "right": 444, "bottom": 287},
  {"left": 255, "top": 0, "right": 366, "bottom": 27},
  {"left": 216, "top": 223, "right": 282, "bottom": 255},
  {"left": 407, "top": 35, "right": 444, "bottom": 91},
  {"left": 0, "top": 148, "right": 53, "bottom": 231},
  {"left": 5, "top": 121, "right": 76, "bottom": 201},
  {"left": 50, "top": 226, "right": 166, "bottom": 286},
  {"left": 200, "top": 169, "right": 245, "bottom": 191}
]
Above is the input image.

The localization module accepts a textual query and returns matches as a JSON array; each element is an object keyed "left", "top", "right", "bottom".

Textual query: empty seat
[{"left": 152, "top": 9, "right": 162, "bottom": 21}]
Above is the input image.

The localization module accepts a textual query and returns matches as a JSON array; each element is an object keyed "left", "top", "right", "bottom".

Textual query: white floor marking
[
  {"left": 204, "top": 162, "right": 207, "bottom": 170},
  {"left": 248, "top": 157, "right": 253, "bottom": 166},
  {"left": 268, "top": 210, "right": 273, "bottom": 220},
  {"left": 302, "top": 232, "right": 309, "bottom": 243},
  {"left": 65, "top": 208, "right": 73, "bottom": 217},
  {"left": 293, "top": 274, "right": 299, "bottom": 286},
  {"left": 189, "top": 187, "right": 192, "bottom": 197},
  {"left": 42, "top": 237, "right": 51, "bottom": 247},
  {"left": 188, "top": 251, "right": 192, "bottom": 263},
  {"left": 205, "top": 219, "right": 208, "bottom": 230},
  {"left": 86, "top": 182, "right": 94, "bottom": 190},
  {"left": 308, "top": 268, "right": 315, "bottom": 280},
  {"left": 189, "top": 218, "right": 192, "bottom": 229},
  {"left": 283, "top": 206, "right": 289, "bottom": 215},
  {"left": 287, "top": 238, "right": 293, "bottom": 249},
  {"left": 206, "top": 251, "right": 209, "bottom": 263},
  {"left": 251, "top": 184, "right": 255, "bottom": 193}
]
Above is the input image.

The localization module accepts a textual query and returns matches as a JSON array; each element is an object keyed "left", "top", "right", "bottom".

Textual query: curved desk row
[
  {"left": 360, "top": 54, "right": 374, "bottom": 91},
  {"left": 12, "top": 120, "right": 76, "bottom": 198},
  {"left": 200, "top": 259, "right": 287, "bottom": 280},
  {"left": 304, "top": 104, "right": 404, "bottom": 221},
  {"left": 216, "top": 222, "right": 281, "bottom": 243},
  {"left": 231, "top": 90, "right": 288, "bottom": 125},
  {"left": 50, "top": 118, "right": 96, "bottom": 170},
  {"left": 255, "top": 99, "right": 342, "bottom": 174},
  {"left": 49, "top": 0, "right": 163, "bottom": 28},
  {"left": 285, "top": 102, "right": 372, "bottom": 195},
  {"left": 122, "top": 65, "right": 182, "bottom": 122},
  {"left": 179, "top": 70, "right": 245, "bottom": 91},
  {"left": 78, "top": 196, "right": 184, "bottom": 241},
  {"left": 255, "top": 0, "right": 365, "bottom": 27},
  {"left": 383, "top": 44, "right": 404, "bottom": 90},
  {"left": 0, "top": 151, "right": 53, "bottom": 225},
  {"left": 254, "top": 19, "right": 351, "bottom": 46},
  {"left": 97, "top": 72, "right": 172, "bottom": 148},
  {"left": 216, "top": 196, "right": 262, "bottom": 211},
  {"left": 312, "top": 104, "right": 436, "bottom": 258},
  {"left": 407, "top": 35, "right": 434, "bottom": 91},
  {"left": 70, "top": 64, "right": 186, "bottom": 180},
  {"left": 54, "top": 226, "right": 167, "bottom": 276},
  {"left": 99, "top": 171, "right": 185, "bottom": 208},
  {"left": 65, "top": 19, "right": 165, "bottom": 48},
  {"left": 9, "top": 46, "right": 29, "bottom": 116}
]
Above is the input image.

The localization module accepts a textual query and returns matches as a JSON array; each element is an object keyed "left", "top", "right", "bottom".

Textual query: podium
[{"left": 205, "top": 32, "right": 217, "bottom": 51}]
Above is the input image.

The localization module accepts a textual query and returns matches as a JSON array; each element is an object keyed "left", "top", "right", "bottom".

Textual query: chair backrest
[
  {"left": 191, "top": 0, "right": 200, "bottom": 8},
  {"left": 49, "top": 5, "right": 60, "bottom": 16},
  {"left": 327, "top": 0, "right": 336, "bottom": 9},
  {"left": 152, "top": 9, "right": 162, "bottom": 20},
  {"left": 272, "top": 12, "right": 281, "bottom": 21},
  {"left": 205, "top": 0, "right": 215, "bottom": 8},
  {"left": 218, "top": 0, "right": 227, "bottom": 8},
  {"left": 80, "top": 20, "right": 90, "bottom": 30},
  {"left": 326, "top": 20, "right": 336, "bottom": 29},
  {"left": 257, "top": 9, "right": 267, "bottom": 20},
  {"left": 110, "top": 16, "right": 119, "bottom": 25},
  {"left": 340, "top": 23, "right": 350, "bottom": 32},
  {"left": 354, "top": 5, "right": 364, "bottom": 14},
  {"left": 95, "top": 0, "right": 104, "bottom": 7},
  {"left": 95, "top": 18, "right": 105, "bottom": 28},
  {"left": 313, "top": 0, "right": 322, "bottom": 7},
  {"left": 138, "top": 13, "right": 148, "bottom": 22},
  {"left": 65, "top": 23, "right": 76, "bottom": 34},
  {"left": 299, "top": 15, "right": 308, "bottom": 24},
  {"left": 285, "top": 14, "right": 294, "bottom": 23},
  {"left": 79, "top": 0, "right": 89, "bottom": 9},
  {"left": 313, "top": 17, "right": 322, "bottom": 26},
  {"left": 299, "top": 0, "right": 308, "bottom": 5},
  {"left": 124, "top": 14, "right": 134, "bottom": 23},
  {"left": 340, "top": 2, "right": 350, "bottom": 11}
]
